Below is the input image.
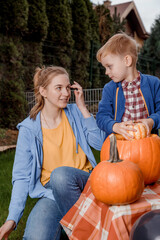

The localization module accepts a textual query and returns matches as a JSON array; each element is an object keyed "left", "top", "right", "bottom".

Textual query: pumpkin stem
[{"left": 109, "top": 134, "right": 122, "bottom": 163}]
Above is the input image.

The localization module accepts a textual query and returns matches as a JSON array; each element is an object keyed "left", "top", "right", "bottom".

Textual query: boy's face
[{"left": 101, "top": 53, "right": 128, "bottom": 83}]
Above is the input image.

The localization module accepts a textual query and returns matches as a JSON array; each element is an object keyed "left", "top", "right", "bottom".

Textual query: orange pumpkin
[
  {"left": 90, "top": 134, "right": 144, "bottom": 205},
  {"left": 127, "top": 123, "right": 147, "bottom": 140},
  {"left": 101, "top": 134, "right": 160, "bottom": 185}
]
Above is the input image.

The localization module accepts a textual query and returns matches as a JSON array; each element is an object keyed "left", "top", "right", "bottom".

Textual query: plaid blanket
[{"left": 60, "top": 178, "right": 160, "bottom": 240}]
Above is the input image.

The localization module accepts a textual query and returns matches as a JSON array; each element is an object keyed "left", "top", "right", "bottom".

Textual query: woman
[{"left": 0, "top": 66, "right": 106, "bottom": 240}]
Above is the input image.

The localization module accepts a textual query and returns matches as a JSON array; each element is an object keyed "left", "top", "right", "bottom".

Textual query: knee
[{"left": 50, "top": 166, "right": 70, "bottom": 189}]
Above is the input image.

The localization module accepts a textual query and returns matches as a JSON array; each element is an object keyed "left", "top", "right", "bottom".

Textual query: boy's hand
[
  {"left": 136, "top": 118, "right": 154, "bottom": 136},
  {"left": 113, "top": 121, "right": 137, "bottom": 140}
]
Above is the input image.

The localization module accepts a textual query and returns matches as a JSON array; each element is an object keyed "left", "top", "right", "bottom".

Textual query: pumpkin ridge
[{"left": 148, "top": 137, "right": 160, "bottom": 184}]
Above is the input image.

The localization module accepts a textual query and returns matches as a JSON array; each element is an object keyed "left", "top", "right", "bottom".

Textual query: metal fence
[{"left": 25, "top": 88, "right": 103, "bottom": 116}]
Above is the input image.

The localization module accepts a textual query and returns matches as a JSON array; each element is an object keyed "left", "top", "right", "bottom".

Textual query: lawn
[
  {"left": 0, "top": 148, "right": 100, "bottom": 239},
  {"left": 0, "top": 150, "right": 38, "bottom": 240}
]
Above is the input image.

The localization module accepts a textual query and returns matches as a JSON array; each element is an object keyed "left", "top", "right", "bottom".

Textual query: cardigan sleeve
[
  {"left": 148, "top": 76, "right": 160, "bottom": 130},
  {"left": 6, "top": 127, "right": 33, "bottom": 226},
  {"left": 96, "top": 83, "right": 118, "bottom": 136}
]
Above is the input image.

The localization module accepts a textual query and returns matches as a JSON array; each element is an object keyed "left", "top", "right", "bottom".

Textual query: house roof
[{"left": 104, "top": 1, "right": 149, "bottom": 39}]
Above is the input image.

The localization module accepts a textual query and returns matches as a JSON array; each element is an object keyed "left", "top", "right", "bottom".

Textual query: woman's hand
[
  {"left": 112, "top": 121, "right": 136, "bottom": 140},
  {"left": 0, "top": 220, "right": 16, "bottom": 240},
  {"left": 71, "top": 81, "right": 91, "bottom": 118}
]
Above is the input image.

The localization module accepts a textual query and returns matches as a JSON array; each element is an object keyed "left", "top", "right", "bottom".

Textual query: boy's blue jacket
[
  {"left": 6, "top": 104, "right": 106, "bottom": 226},
  {"left": 96, "top": 73, "right": 160, "bottom": 136}
]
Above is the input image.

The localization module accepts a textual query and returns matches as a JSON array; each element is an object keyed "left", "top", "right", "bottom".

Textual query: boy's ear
[
  {"left": 124, "top": 55, "right": 132, "bottom": 67},
  {"left": 39, "top": 86, "right": 47, "bottom": 98}
]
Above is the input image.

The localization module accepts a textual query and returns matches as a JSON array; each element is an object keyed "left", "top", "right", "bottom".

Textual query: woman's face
[{"left": 42, "top": 74, "right": 71, "bottom": 109}]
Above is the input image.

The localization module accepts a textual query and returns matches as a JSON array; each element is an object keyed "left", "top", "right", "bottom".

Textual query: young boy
[{"left": 96, "top": 33, "right": 160, "bottom": 139}]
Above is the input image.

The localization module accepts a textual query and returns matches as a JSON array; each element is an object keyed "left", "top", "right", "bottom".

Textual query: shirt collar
[{"left": 121, "top": 72, "right": 140, "bottom": 89}]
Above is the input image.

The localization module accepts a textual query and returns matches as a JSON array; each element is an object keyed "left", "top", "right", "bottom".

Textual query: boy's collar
[{"left": 121, "top": 72, "right": 141, "bottom": 88}]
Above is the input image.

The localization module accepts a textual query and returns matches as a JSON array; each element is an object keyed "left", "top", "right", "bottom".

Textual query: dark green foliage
[
  {"left": 0, "top": 0, "right": 29, "bottom": 128},
  {"left": 92, "top": 148, "right": 100, "bottom": 163},
  {"left": 22, "top": 0, "right": 48, "bottom": 91},
  {"left": 84, "top": 0, "right": 101, "bottom": 88},
  {"left": 138, "top": 15, "right": 160, "bottom": 77},
  {"left": 0, "top": 0, "right": 28, "bottom": 36},
  {"left": 25, "top": 0, "right": 48, "bottom": 41},
  {"left": 84, "top": 0, "right": 99, "bottom": 41},
  {"left": 44, "top": 0, "right": 74, "bottom": 72},
  {"left": 0, "top": 36, "right": 27, "bottom": 128},
  {"left": 94, "top": 5, "right": 112, "bottom": 86},
  {"left": 22, "top": 41, "right": 43, "bottom": 91},
  {"left": 71, "top": 0, "right": 90, "bottom": 87}
]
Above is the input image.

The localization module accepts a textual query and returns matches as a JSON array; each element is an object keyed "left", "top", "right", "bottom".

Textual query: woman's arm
[
  {"left": 71, "top": 81, "right": 91, "bottom": 118},
  {"left": 5, "top": 127, "right": 33, "bottom": 226},
  {"left": 71, "top": 81, "right": 106, "bottom": 149}
]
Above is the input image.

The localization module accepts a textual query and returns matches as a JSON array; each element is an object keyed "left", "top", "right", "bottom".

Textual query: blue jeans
[{"left": 23, "top": 166, "right": 90, "bottom": 240}]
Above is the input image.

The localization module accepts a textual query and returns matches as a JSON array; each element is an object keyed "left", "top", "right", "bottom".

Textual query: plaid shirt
[{"left": 121, "top": 74, "right": 148, "bottom": 121}]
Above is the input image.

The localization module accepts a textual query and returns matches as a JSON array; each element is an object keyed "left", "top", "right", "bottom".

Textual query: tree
[
  {"left": 138, "top": 15, "right": 160, "bottom": 77},
  {"left": 84, "top": 0, "right": 101, "bottom": 88},
  {"left": 71, "top": 0, "right": 91, "bottom": 88},
  {"left": 95, "top": 4, "right": 113, "bottom": 45},
  {"left": 0, "top": 0, "right": 28, "bottom": 128},
  {"left": 111, "top": 7, "right": 126, "bottom": 35},
  {"left": 26, "top": 0, "right": 48, "bottom": 41},
  {"left": 95, "top": 4, "right": 125, "bottom": 45},
  {"left": 44, "top": 0, "right": 74, "bottom": 74},
  {"left": 0, "top": 0, "right": 28, "bottom": 36},
  {"left": 0, "top": 37, "right": 27, "bottom": 128},
  {"left": 22, "top": 0, "right": 49, "bottom": 91}
]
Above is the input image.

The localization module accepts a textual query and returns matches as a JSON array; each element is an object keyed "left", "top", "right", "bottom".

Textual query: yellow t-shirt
[{"left": 41, "top": 110, "right": 92, "bottom": 186}]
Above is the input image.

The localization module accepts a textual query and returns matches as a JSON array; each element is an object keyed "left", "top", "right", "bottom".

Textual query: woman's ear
[
  {"left": 124, "top": 55, "right": 132, "bottom": 67},
  {"left": 39, "top": 86, "right": 47, "bottom": 98}
]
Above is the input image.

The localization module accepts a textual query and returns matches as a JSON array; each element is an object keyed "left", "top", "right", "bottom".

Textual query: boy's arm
[
  {"left": 148, "top": 77, "right": 160, "bottom": 130},
  {"left": 96, "top": 85, "right": 117, "bottom": 136}
]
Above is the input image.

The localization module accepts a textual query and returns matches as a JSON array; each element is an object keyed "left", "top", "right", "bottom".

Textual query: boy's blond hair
[{"left": 97, "top": 33, "right": 138, "bottom": 65}]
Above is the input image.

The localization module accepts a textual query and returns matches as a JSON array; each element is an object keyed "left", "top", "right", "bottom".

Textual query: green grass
[
  {"left": 0, "top": 150, "right": 37, "bottom": 240},
  {"left": 0, "top": 148, "right": 100, "bottom": 239},
  {"left": 92, "top": 148, "right": 100, "bottom": 164}
]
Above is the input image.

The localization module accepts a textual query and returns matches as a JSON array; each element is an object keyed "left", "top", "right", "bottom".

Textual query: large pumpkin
[
  {"left": 101, "top": 132, "right": 160, "bottom": 185},
  {"left": 90, "top": 134, "right": 144, "bottom": 205}
]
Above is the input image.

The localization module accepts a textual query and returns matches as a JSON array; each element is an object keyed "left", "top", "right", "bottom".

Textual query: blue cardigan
[
  {"left": 7, "top": 104, "right": 106, "bottom": 225},
  {"left": 96, "top": 73, "right": 160, "bottom": 137}
]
